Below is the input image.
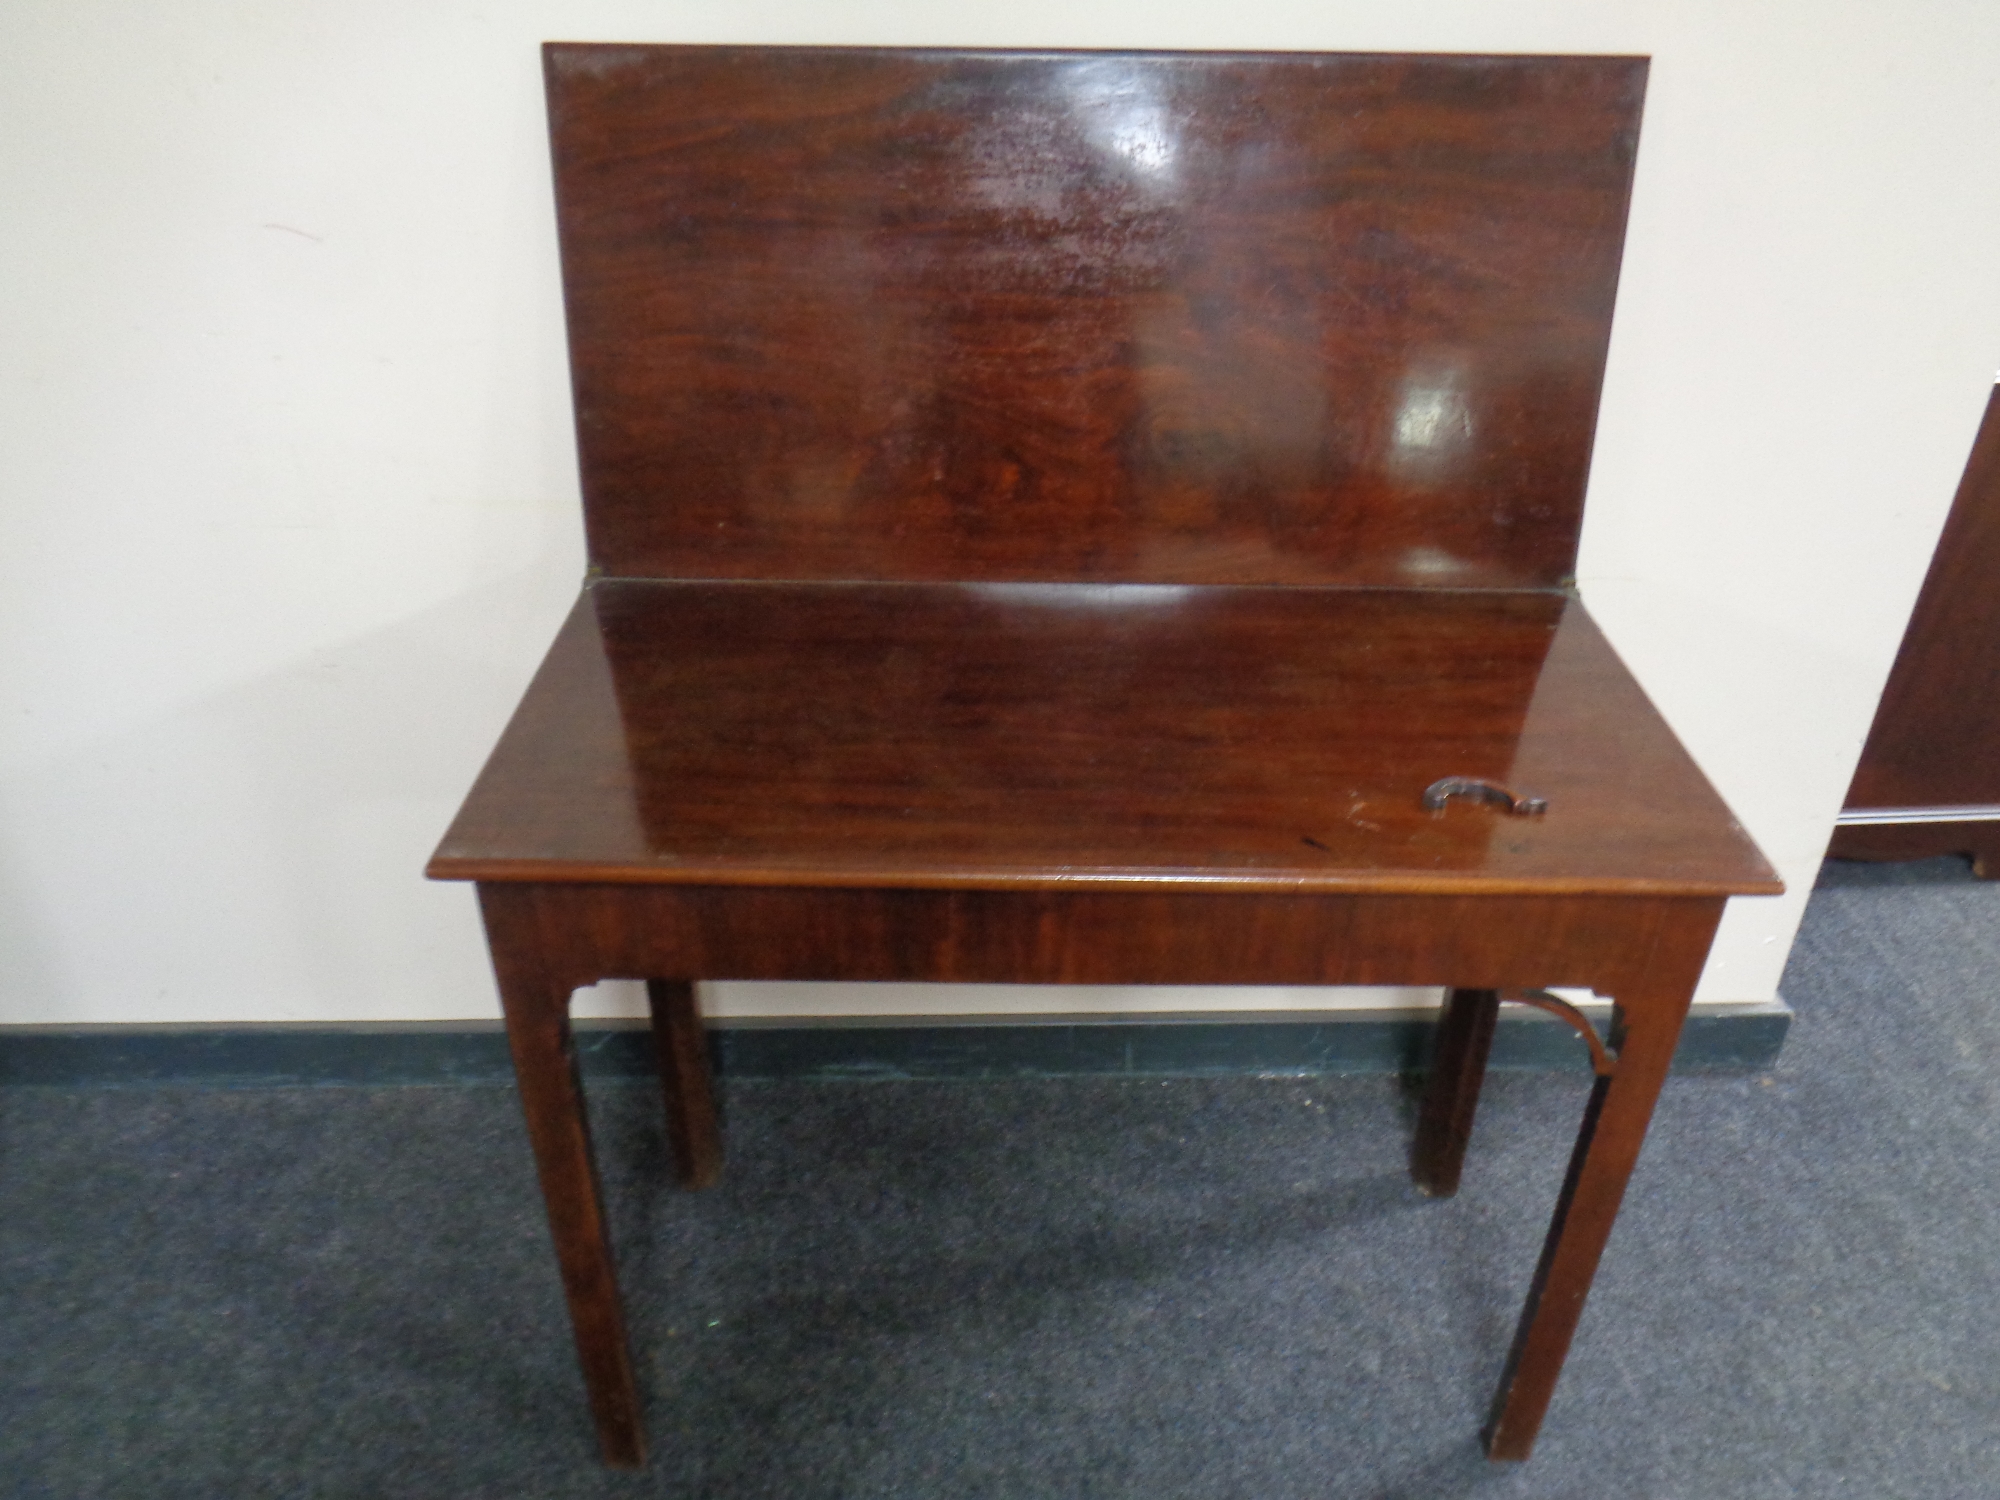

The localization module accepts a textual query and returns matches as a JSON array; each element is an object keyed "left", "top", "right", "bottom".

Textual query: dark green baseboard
[{"left": 0, "top": 1003, "right": 1788, "bottom": 1090}]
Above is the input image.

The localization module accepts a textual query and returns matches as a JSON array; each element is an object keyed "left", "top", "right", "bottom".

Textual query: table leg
[
  {"left": 646, "top": 980, "right": 723, "bottom": 1188},
  {"left": 482, "top": 895, "right": 646, "bottom": 1469},
  {"left": 1481, "top": 907, "right": 1717, "bottom": 1461},
  {"left": 1411, "top": 987, "right": 1501, "bottom": 1197}
]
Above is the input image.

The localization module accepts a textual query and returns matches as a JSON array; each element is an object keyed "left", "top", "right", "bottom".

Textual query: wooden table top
[
  {"left": 546, "top": 47, "right": 1646, "bottom": 593},
  {"left": 429, "top": 579, "right": 1779, "bottom": 898}
]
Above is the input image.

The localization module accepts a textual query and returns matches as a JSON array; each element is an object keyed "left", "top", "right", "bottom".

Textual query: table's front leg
[
  {"left": 1481, "top": 899, "right": 1723, "bottom": 1460},
  {"left": 479, "top": 885, "right": 646, "bottom": 1469}
]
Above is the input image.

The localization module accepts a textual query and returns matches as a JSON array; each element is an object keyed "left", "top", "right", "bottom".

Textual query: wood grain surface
[
  {"left": 545, "top": 46, "right": 1645, "bottom": 588},
  {"left": 430, "top": 578, "right": 1777, "bottom": 897},
  {"left": 433, "top": 46, "right": 1782, "bottom": 1468}
]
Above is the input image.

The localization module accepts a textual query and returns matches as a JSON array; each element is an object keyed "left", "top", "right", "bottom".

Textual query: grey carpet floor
[{"left": 4, "top": 858, "right": 1998, "bottom": 1498}]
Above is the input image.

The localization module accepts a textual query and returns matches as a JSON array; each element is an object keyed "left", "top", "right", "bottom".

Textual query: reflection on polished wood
[
  {"left": 430, "top": 44, "right": 1780, "bottom": 1472},
  {"left": 548, "top": 46, "right": 1643, "bottom": 589},
  {"left": 433, "top": 581, "right": 1774, "bottom": 898}
]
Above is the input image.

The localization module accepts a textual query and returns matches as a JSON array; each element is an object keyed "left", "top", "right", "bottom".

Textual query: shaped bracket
[{"left": 1500, "top": 989, "right": 1616, "bottom": 1077}]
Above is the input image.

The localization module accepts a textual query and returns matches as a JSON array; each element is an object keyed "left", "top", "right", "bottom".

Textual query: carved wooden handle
[{"left": 1421, "top": 776, "right": 1548, "bottom": 817}]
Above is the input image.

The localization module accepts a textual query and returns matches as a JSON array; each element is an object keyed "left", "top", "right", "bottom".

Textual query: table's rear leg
[
  {"left": 645, "top": 980, "right": 722, "bottom": 1188},
  {"left": 1482, "top": 908, "right": 1717, "bottom": 1461},
  {"left": 481, "top": 891, "right": 646, "bottom": 1469},
  {"left": 1412, "top": 987, "right": 1501, "bottom": 1196}
]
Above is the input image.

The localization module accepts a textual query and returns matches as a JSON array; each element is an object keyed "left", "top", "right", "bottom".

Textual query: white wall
[{"left": 2, "top": 0, "right": 1995, "bottom": 1025}]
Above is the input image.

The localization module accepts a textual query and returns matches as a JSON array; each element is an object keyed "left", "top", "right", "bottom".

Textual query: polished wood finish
[
  {"left": 431, "top": 581, "right": 1778, "bottom": 898},
  {"left": 1832, "top": 385, "right": 2000, "bottom": 874},
  {"left": 470, "top": 882, "right": 1722, "bottom": 995},
  {"left": 1411, "top": 987, "right": 1501, "bottom": 1197},
  {"left": 545, "top": 45, "right": 1644, "bottom": 589},
  {"left": 431, "top": 45, "right": 1781, "bottom": 1470},
  {"left": 644, "top": 980, "right": 722, "bottom": 1189},
  {"left": 1482, "top": 898, "right": 1717, "bottom": 1457},
  {"left": 479, "top": 885, "right": 644, "bottom": 1469}
]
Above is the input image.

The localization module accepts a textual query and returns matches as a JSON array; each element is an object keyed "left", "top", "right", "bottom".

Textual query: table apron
[{"left": 478, "top": 883, "right": 1725, "bottom": 1010}]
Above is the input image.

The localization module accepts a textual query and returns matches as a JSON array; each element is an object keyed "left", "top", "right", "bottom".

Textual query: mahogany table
[{"left": 430, "top": 45, "right": 1780, "bottom": 1469}]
